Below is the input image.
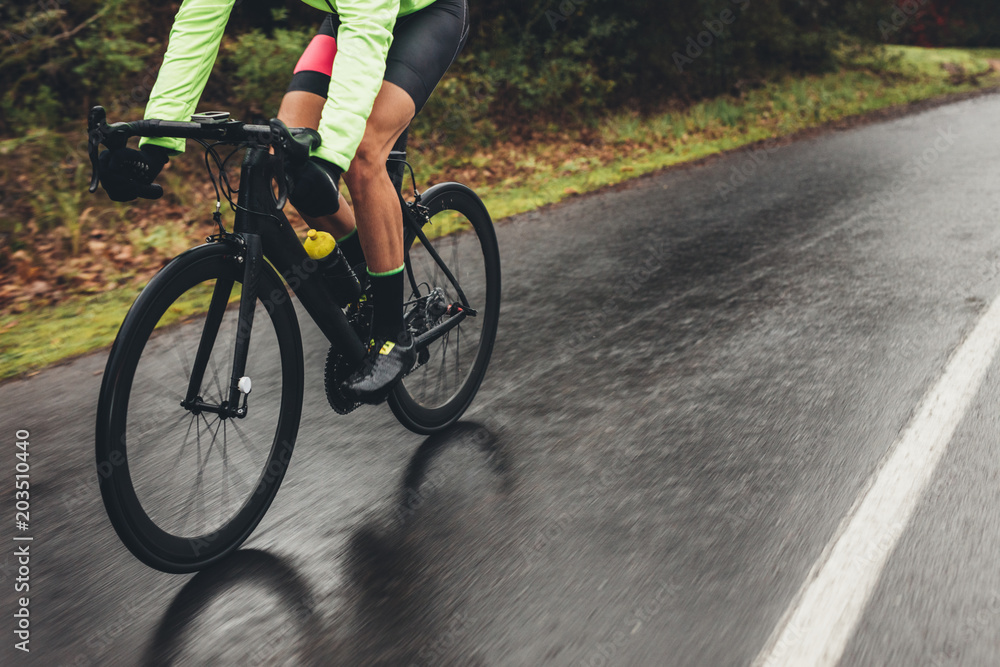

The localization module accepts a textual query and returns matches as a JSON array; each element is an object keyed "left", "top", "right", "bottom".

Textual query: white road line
[{"left": 752, "top": 292, "right": 1000, "bottom": 667}]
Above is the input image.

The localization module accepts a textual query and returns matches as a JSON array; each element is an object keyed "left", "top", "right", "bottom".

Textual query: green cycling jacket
[{"left": 140, "top": 0, "right": 436, "bottom": 170}]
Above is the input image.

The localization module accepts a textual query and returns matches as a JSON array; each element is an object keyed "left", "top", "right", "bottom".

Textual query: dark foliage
[{"left": 1, "top": 0, "right": 995, "bottom": 138}]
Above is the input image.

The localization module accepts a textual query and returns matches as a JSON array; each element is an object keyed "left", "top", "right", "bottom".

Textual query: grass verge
[{"left": 2, "top": 45, "right": 999, "bottom": 381}]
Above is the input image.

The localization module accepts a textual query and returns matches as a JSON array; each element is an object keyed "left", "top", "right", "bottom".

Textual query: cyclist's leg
[
  {"left": 341, "top": 0, "right": 471, "bottom": 403},
  {"left": 342, "top": 83, "right": 413, "bottom": 276},
  {"left": 279, "top": 15, "right": 357, "bottom": 244},
  {"left": 382, "top": 0, "right": 470, "bottom": 116},
  {"left": 343, "top": 0, "right": 470, "bottom": 275}
]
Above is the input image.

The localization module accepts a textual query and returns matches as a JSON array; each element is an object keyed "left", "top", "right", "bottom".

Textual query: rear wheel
[
  {"left": 95, "top": 242, "right": 303, "bottom": 573},
  {"left": 388, "top": 183, "right": 501, "bottom": 434}
]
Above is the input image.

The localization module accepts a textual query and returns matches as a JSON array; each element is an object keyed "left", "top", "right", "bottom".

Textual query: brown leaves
[{"left": 0, "top": 193, "right": 217, "bottom": 316}]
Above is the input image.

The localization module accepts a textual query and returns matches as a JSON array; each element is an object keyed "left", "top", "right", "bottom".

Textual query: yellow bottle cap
[{"left": 303, "top": 229, "right": 336, "bottom": 259}]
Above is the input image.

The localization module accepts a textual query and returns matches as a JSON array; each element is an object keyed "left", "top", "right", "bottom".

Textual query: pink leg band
[{"left": 293, "top": 34, "right": 337, "bottom": 76}]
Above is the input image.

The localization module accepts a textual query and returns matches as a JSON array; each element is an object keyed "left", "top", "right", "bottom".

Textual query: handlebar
[{"left": 87, "top": 105, "right": 321, "bottom": 208}]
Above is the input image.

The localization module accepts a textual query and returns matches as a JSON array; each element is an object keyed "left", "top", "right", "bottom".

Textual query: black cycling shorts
[{"left": 287, "top": 0, "right": 470, "bottom": 114}]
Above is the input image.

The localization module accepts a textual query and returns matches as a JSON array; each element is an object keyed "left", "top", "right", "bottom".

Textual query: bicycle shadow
[
  {"left": 336, "top": 419, "right": 515, "bottom": 664},
  {"left": 140, "top": 549, "right": 327, "bottom": 667},
  {"left": 347, "top": 418, "right": 513, "bottom": 571},
  {"left": 141, "top": 421, "right": 514, "bottom": 665}
]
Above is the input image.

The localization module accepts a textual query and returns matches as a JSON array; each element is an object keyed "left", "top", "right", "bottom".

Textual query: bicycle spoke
[
  {"left": 178, "top": 416, "right": 223, "bottom": 535},
  {"left": 167, "top": 413, "right": 208, "bottom": 507},
  {"left": 196, "top": 416, "right": 224, "bottom": 481},
  {"left": 228, "top": 419, "right": 263, "bottom": 461},
  {"left": 157, "top": 413, "right": 196, "bottom": 466},
  {"left": 221, "top": 420, "right": 230, "bottom": 518},
  {"left": 209, "top": 353, "right": 226, "bottom": 403},
  {"left": 132, "top": 409, "right": 189, "bottom": 454},
  {"left": 220, "top": 424, "right": 254, "bottom": 498},
  {"left": 167, "top": 341, "right": 193, "bottom": 392},
  {"left": 437, "top": 331, "right": 449, "bottom": 399}
]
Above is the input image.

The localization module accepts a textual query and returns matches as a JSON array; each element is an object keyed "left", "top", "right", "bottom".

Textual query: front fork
[
  {"left": 181, "top": 234, "right": 260, "bottom": 419},
  {"left": 227, "top": 232, "right": 262, "bottom": 414}
]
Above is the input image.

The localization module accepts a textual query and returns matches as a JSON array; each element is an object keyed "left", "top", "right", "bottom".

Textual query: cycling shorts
[{"left": 288, "top": 0, "right": 470, "bottom": 114}]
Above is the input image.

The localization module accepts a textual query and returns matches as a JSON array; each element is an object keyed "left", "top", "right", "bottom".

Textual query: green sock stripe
[
  {"left": 335, "top": 228, "right": 357, "bottom": 243},
  {"left": 366, "top": 264, "right": 405, "bottom": 278}
]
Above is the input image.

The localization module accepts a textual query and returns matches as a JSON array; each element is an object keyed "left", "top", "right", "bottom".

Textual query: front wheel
[
  {"left": 388, "top": 183, "right": 501, "bottom": 434},
  {"left": 95, "top": 241, "right": 304, "bottom": 573}
]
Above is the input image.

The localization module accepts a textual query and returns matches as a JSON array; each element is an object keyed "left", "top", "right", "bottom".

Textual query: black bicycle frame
[
  {"left": 200, "top": 147, "right": 367, "bottom": 415},
  {"left": 87, "top": 109, "right": 473, "bottom": 419},
  {"left": 212, "top": 144, "right": 471, "bottom": 416}
]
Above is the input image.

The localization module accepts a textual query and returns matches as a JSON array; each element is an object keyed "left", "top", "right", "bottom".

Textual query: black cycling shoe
[{"left": 341, "top": 332, "right": 416, "bottom": 404}]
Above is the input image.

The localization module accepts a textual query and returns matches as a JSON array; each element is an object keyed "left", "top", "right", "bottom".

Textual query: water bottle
[{"left": 303, "top": 229, "right": 362, "bottom": 307}]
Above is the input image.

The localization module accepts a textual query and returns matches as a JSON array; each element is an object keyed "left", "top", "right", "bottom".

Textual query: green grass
[
  {"left": 0, "top": 280, "right": 240, "bottom": 378},
  {"left": 427, "top": 45, "right": 1000, "bottom": 223},
  {"left": 0, "top": 289, "right": 138, "bottom": 377},
  {"left": 2, "top": 45, "right": 999, "bottom": 381}
]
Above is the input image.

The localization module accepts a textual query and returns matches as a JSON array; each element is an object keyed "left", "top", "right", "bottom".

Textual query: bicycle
[{"left": 87, "top": 106, "right": 501, "bottom": 573}]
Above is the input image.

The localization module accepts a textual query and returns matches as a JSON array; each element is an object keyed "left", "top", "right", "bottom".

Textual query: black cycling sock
[
  {"left": 367, "top": 265, "right": 405, "bottom": 342},
  {"left": 336, "top": 229, "right": 365, "bottom": 268}
]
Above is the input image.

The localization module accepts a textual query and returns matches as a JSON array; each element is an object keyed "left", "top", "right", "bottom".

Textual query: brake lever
[
  {"left": 87, "top": 106, "right": 107, "bottom": 193},
  {"left": 268, "top": 119, "right": 322, "bottom": 211},
  {"left": 269, "top": 119, "right": 320, "bottom": 162},
  {"left": 87, "top": 106, "right": 131, "bottom": 193}
]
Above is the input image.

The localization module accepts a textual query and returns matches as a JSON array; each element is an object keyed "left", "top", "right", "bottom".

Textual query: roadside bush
[
  {"left": 221, "top": 26, "right": 314, "bottom": 118},
  {"left": 0, "top": 0, "right": 162, "bottom": 134}
]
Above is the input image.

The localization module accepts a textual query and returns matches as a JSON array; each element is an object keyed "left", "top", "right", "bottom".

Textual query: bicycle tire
[
  {"left": 95, "top": 241, "right": 304, "bottom": 573},
  {"left": 388, "top": 182, "right": 501, "bottom": 434}
]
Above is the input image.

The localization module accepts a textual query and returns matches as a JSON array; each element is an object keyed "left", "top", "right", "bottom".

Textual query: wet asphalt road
[{"left": 3, "top": 92, "right": 1000, "bottom": 666}]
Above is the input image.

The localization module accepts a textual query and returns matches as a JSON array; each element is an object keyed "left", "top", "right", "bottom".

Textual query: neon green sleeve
[
  {"left": 138, "top": 0, "right": 237, "bottom": 155},
  {"left": 311, "top": 1, "right": 400, "bottom": 171}
]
